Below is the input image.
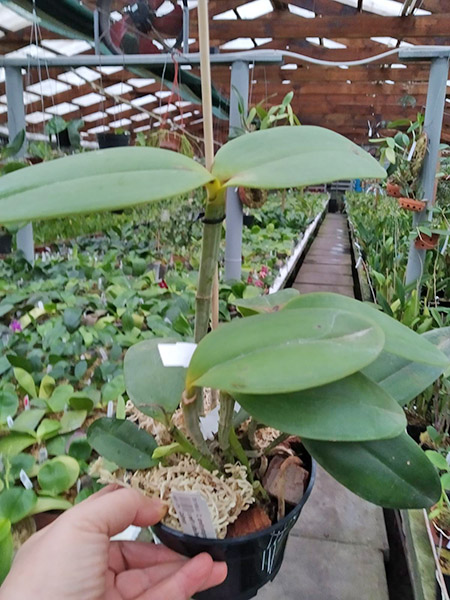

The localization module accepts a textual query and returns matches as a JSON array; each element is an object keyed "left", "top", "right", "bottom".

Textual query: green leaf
[
  {"left": 29, "top": 496, "right": 72, "bottom": 515},
  {"left": 68, "top": 437, "right": 92, "bottom": 461},
  {"left": 102, "top": 375, "right": 126, "bottom": 404},
  {"left": 284, "top": 293, "right": 449, "bottom": 367},
  {"left": 0, "top": 433, "right": 36, "bottom": 456},
  {"left": 235, "top": 373, "right": 406, "bottom": 442},
  {"left": 11, "top": 408, "right": 45, "bottom": 434},
  {"left": 363, "top": 327, "right": 450, "bottom": 405},
  {"left": 0, "top": 147, "right": 213, "bottom": 224},
  {"left": 46, "top": 384, "right": 74, "bottom": 413},
  {"left": 212, "top": 126, "right": 386, "bottom": 189},
  {"left": 68, "top": 393, "right": 94, "bottom": 412},
  {"left": 234, "top": 289, "right": 300, "bottom": 316},
  {"left": 39, "top": 375, "right": 55, "bottom": 400},
  {"left": 63, "top": 307, "right": 82, "bottom": 333},
  {"left": 152, "top": 443, "right": 184, "bottom": 460},
  {"left": 1, "top": 130, "right": 25, "bottom": 159},
  {"left": 45, "top": 116, "right": 67, "bottom": 135},
  {"left": 187, "top": 308, "right": 385, "bottom": 395},
  {"left": 13, "top": 367, "right": 37, "bottom": 398},
  {"left": 59, "top": 410, "right": 87, "bottom": 434},
  {"left": 0, "top": 488, "right": 37, "bottom": 523},
  {"left": 36, "top": 418, "right": 61, "bottom": 441},
  {"left": 87, "top": 417, "right": 158, "bottom": 470},
  {"left": 0, "top": 390, "right": 19, "bottom": 423},
  {"left": 116, "top": 396, "right": 126, "bottom": 420},
  {"left": 9, "top": 453, "right": 35, "bottom": 481},
  {"left": 125, "top": 338, "right": 186, "bottom": 422},
  {"left": 38, "top": 456, "right": 80, "bottom": 496},
  {"left": 425, "top": 450, "right": 449, "bottom": 471},
  {"left": 0, "top": 518, "right": 13, "bottom": 584},
  {"left": 441, "top": 473, "right": 450, "bottom": 490},
  {"left": 304, "top": 432, "right": 441, "bottom": 509}
]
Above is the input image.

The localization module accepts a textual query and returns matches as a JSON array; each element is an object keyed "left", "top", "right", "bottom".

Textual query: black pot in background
[
  {"left": 56, "top": 129, "right": 71, "bottom": 149},
  {"left": 97, "top": 133, "right": 130, "bottom": 149},
  {"left": 436, "top": 572, "right": 450, "bottom": 599},
  {"left": 0, "top": 233, "right": 12, "bottom": 254},
  {"left": 243, "top": 214, "right": 255, "bottom": 228},
  {"left": 152, "top": 455, "right": 316, "bottom": 600}
]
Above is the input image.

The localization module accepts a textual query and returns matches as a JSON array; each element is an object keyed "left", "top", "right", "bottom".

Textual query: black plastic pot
[
  {"left": 56, "top": 129, "right": 71, "bottom": 148},
  {"left": 152, "top": 455, "right": 316, "bottom": 600},
  {"left": 0, "top": 233, "right": 12, "bottom": 254},
  {"left": 436, "top": 572, "right": 450, "bottom": 598},
  {"left": 243, "top": 214, "right": 255, "bottom": 227},
  {"left": 97, "top": 132, "right": 130, "bottom": 149}
]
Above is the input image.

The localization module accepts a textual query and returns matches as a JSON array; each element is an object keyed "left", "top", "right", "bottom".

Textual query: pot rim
[{"left": 153, "top": 457, "right": 317, "bottom": 545}]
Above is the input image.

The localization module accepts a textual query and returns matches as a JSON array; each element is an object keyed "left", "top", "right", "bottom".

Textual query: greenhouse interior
[{"left": 0, "top": 0, "right": 450, "bottom": 599}]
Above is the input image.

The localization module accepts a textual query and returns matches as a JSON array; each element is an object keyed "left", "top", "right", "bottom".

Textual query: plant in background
[
  {"left": 0, "top": 124, "right": 449, "bottom": 593},
  {"left": 45, "top": 116, "right": 84, "bottom": 150}
]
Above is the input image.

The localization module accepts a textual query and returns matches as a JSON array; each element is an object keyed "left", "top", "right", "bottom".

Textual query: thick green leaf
[
  {"left": 9, "top": 453, "right": 35, "bottom": 481},
  {"left": 36, "top": 418, "right": 61, "bottom": 441},
  {"left": 13, "top": 367, "right": 37, "bottom": 398},
  {"left": 363, "top": 327, "right": 450, "bottom": 405},
  {"left": 102, "top": 375, "right": 126, "bottom": 404},
  {"left": 68, "top": 393, "right": 94, "bottom": 412},
  {"left": 303, "top": 432, "right": 441, "bottom": 509},
  {"left": 0, "top": 147, "right": 213, "bottom": 224},
  {"left": 63, "top": 307, "right": 82, "bottom": 333},
  {"left": 0, "top": 390, "right": 19, "bottom": 423},
  {"left": 234, "top": 289, "right": 300, "bottom": 316},
  {"left": 11, "top": 408, "right": 45, "bottom": 434},
  {"left": 38, "top": 456, "right": 80, "bottom": 496},
  {"left": 68, "top": 437, "right": 92, "bottom": 461},
  {"left": 285, "top": 293, "right": 449, "bottom": 367},
  {"left": 29, "top": 496, "right": 72, "bottom": 515},
  {"left": 59, "top": 410, "right": 87, "bottom": 434},
  {"left": 0, "top": 488, "right": 37, "bottom": 523},
  {"left": 0, "top": 433, "right": 35, "bottom": 456},
  {"left": 87, "top": 417, "right": 158, "bottom": 470},
  {"left": 125, "top": 338, "right": 186, "bottom": 421},
  {"left": 0, "top": 519, "right": 13, "bottom": 584},
  {"left": 212, "top": 126, "right": 386, "bottom": 189},
  {"left": 425, "top": 450, "right": 448, "bottom": 471},
  {"left": 187, "top": 308, "right": 384, "bottom": 395},
  {"left": 46, "top": 384, "right": 74, "bottom": 413},
  {"left": 39, "top": 375, "right": 55, "bottom": 400},
  {"left": 235, "top": 373, "right": 406, "bottom": 441}
]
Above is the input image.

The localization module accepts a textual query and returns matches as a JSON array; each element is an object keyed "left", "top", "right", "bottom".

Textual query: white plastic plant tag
[
  {"left": 158, "top": 343, "right": 197, "bottom": 368},
  {"left": 37, "top": 301, "right": 44, "bottom": 310},
  {"left": 172, "top": 491, "right": 216, "bottom": 539},
  {"left": 6, "top": 416, "right": 13, "bottom": 429},
  {"left": 111, "top": 525, "right": 142, "bottom": 542},
  {"left": 20, "top": 469, "right": 33, "bottom": 490},
  {"left": 38, "top": 447, "right": 48, "bottom": 464},
  {"left": 23, "top": 395, "right": 30, "bottom": 410},
  {"left": 107, "top": 400, "right": 114, "bottom": 418}
]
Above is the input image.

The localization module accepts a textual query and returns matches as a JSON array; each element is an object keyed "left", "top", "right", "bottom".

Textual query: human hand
[{"left": 0, "top": 485, "right": 227, "bottom": 600}]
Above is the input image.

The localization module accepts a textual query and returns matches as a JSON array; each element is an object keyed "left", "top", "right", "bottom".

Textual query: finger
[
  {"left": 135, "top": 553, "right": 227, "bottom": 600},
  {"left": 64, "top": 488, "right": 167, "bottom": 537},
  {"left": 116, "top": 560, "right": 188, "bottom": 600},
  {"left": 111, "top": 541, "right": 187, "bottom": 571}
]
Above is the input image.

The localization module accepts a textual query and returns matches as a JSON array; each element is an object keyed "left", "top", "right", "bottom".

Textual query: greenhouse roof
[{"left": 0, "top": 0, "right": 449, "bottom": 146}]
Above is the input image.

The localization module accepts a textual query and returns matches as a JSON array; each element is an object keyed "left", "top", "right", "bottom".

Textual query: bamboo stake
[{"left": 198, "top": 0, "right": 220, "bottom": 331}]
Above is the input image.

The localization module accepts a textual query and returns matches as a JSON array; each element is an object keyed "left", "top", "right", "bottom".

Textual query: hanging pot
[
  {"left": 152, "top": 453, "right": 316, "bottom": 600},
  {"left": 398, "top": 198, "right": 427, "bottom": 212},
  {"left": 97, "top": 132, "right": 130, "bottom": 149},
  {"left": 414, "top": 233, "right": 440, "bottom": 250},
  {"left": 386, "top": 182, "right": 402, "bottom": 198},
  {"left": 0, "top": 233, "right": 12, "bottom": 254},
  {"left": 159, "top": 132, "right": 181, "bottom": 152},
  {"left": 238, "top": 187, "right": 268, "bottom": 209}
]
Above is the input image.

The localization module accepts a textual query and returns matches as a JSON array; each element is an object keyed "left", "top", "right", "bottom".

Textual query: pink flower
[
  {"left": 247, "top": 275, "right": 253, "bottom": 285},
  {"left": 255, "top": 280, "right": 264, "bottom": 288},
  {"left": 260, "top": 265, "right": 269, "bottom": 276},
  {"left": 158, "top": 280, "right": 169, "bottom": 289},
  {"left": 9, "top": 319, "right": 22, "bottom": 333}
]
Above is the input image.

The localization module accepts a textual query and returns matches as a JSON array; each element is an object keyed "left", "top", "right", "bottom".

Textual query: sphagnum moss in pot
[{"left": 0, "top": 15, "right": 448, "bottom": 600}]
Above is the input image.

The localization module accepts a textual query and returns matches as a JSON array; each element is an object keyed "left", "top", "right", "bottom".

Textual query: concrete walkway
[{"left": 258, "top": 213, "right": 391, "bottom": 600}]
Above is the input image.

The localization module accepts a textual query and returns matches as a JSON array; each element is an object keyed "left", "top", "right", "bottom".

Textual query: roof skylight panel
[
  {"left": 41, "top": 39, "right": 93, "bottom": 56},
  {"left": 213, "top": 10, "right": 237, "bottom": 20},
  {"left": 25, "top": 111, "right": 52, "bottom": 124},
  {"left": 88, "top": 125, "right": 110, "bottom": 134},
  {"left": 47, "top": 102, "right": 79, "bottom": 116},
  {"left": 0, "top": 5, "right": 32, "bottom": 31},
  {"left": 26, "top": 79, "right": 71, "bottom": 97},
  {"left": 106, "top": 104, "right": 132, "bottom": 115},
  {"left": 134, "top": 125, "right": 152, "bottom": 132},
  {"left": 6, "top": 44, "right": 56, "bottom": 59},
  {"left": 109, "top": 118, "right": 132, "bottom": 128},
  {"left": 329, "top": 0, "right": 430, "bottom": 16},
  {"left": 236, "top": 0, "right": 273, "bottom": 19},
  {"left": 127, "top": 78, "right": 157, "bottom": 88},
  {"left": 73, "top": 92, "right": 105, "bottom": 107},
  {"left": 130, "top": 113, "right": 149, "bottom": 122},
  {"left": 220, "top": 38, "right": 255, "bottom": 50},
  {"left": 131, "top": 94, "right": 157, "bottom": 106},
  {"left": 0, "top": 92, "right": 39, "bottom": 105},
  {"left": 104, "top": 83, "right": 133, "bottom": 95},
  {"left": 288, "top": 5, "right": 315, "bottom": 18},
  {"left": 153, "top": 104, "right": 177, "bottom": 114},
  {"left": 58, "top": 67, "right": 101, "bottom": 86},
  {"left": 83, "top": 111, "right": 107, "bottom": 122}
]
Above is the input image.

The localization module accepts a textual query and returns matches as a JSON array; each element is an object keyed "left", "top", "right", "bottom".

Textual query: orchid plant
[{"left": 0, "top": 125, "right": 448, "bottom": 521}]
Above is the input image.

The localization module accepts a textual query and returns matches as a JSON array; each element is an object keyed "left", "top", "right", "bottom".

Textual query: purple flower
[{"left": 9, "top": 319, "right": 22, "bottom": 333}]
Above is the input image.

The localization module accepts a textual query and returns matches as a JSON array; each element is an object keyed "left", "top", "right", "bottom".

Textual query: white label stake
[
  {"left": 158, "top": 343, "right": 197, "bottom": 368},
  {"left": 171, "top": 491, "right": 216, "bottom": 539},
  {"left": 20, "top": 469, "right": 33, "bottom": 490}
]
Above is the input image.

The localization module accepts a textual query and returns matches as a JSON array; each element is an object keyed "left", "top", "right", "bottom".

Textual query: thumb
[{"left": 64, "top": 487, "right": 167, "bottom": 537}]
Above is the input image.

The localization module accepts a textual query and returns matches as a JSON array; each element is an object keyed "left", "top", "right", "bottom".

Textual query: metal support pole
[
  {"left": 405, "top": 56, "right": 449, "bottom": 285},
  {"left": 224, "top": 61, "right": 249, "bottom": 282},
  {"left": 93, "top": 9, "right": 101, "bottom": 55},
  {"left": 5, "top": 67, "right": 34, "bottom": 265},
  {"left": 183, "top": 2, "right": 190, "bottom": 55}
]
